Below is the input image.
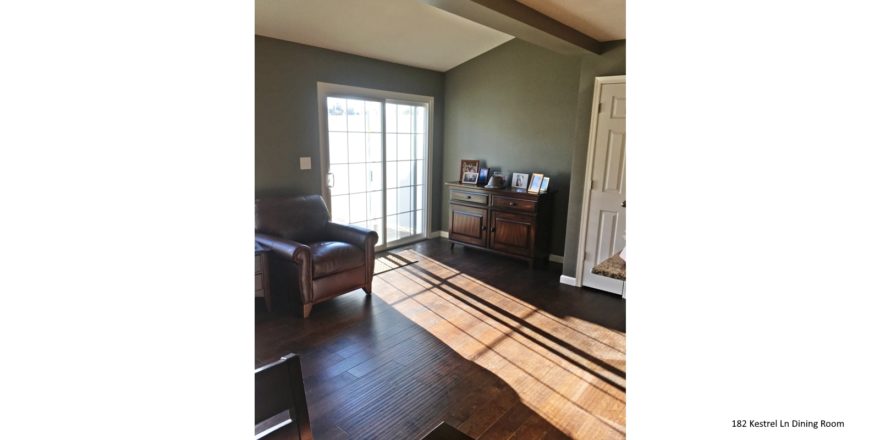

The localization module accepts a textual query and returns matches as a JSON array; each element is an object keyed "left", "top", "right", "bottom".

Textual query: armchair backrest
[{"left": 256, "top": 195, "right": 330, "bottom": 243}]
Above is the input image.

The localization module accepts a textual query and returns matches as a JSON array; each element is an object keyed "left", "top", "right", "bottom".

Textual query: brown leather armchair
[{"left": 256, "top": 195, "right": 378, "bottom": 318}]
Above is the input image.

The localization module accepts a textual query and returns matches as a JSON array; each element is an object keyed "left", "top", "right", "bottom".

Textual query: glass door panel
[
  {"left": 384, "top": 102, "right": 427, "bottom": 245},
  {"left": 327, "top": 97, "right": 384, "bottom": 244}
]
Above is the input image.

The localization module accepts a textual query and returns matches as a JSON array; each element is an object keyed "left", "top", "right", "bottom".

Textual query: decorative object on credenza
[
  {"left": 527, "top": 173, "right": 544, "bottom": 194},
  {"left": 511, "top": 172, "right": 528, "bottom": 190},
  {"left": 459, "top": 160, "right": 480, "bottom": 184},
  {"left": 540, "top": 176, "right": 550, "bottom": 193},
  {"left": 483, "top": 174, "right": 506, "bottom": 189},
  {"left": 477, "top": 167, "right": 490, "bottom": 185}
]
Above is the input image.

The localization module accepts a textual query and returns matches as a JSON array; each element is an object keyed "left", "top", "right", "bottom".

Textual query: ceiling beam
[{"left": 421, "top": 0, "right": 603, "bottom": 55}]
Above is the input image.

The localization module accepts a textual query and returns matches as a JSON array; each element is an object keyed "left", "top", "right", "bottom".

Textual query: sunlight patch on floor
[{"left": 373, "top": 249, "right": 626, "bottom": 439}]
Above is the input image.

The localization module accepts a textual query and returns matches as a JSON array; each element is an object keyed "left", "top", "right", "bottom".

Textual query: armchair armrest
[
  {"left": 325, "top": 223, "right": 379, "bottom": 250},
  {"left": 255, "top": 233, "right": 311, "bottom": 265}
]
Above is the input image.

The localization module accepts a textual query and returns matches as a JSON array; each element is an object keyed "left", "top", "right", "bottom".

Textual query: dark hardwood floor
[{"left": 256, "top": 238, "right": 626, "bottom": 439}]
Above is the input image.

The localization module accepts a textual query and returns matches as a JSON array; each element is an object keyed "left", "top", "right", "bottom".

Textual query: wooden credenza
[{"left": 446, "top": 182, "right": 554, "bottom": 268}]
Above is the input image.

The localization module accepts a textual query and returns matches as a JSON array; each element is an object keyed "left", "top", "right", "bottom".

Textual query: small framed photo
[
  {"left": 528, "top": 173, "right": 544, "bottom": 193},
  {"left": 511, "top": 172, "right": 529, "bottom": 190},
  {"left": 460, "top": 160, "right": 480, "bottom": 184},
  {"left": 477, "top": 168, "right": 490, "bottom": 185},
  {"left": 540, "top": 176, "right": 550, "bottom": 193}
]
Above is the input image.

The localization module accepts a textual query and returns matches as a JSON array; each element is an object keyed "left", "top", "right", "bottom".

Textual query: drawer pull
[
  {"left": 467, "top": 195, "right": 472, "bottom": 199},
  {"left": 509, "top": 202, "right": 516, "bottom": 206}
]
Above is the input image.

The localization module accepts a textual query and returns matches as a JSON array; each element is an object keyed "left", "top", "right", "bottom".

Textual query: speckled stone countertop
[{"left": 592, "top": 252, "right": 626, "bottom": 281}]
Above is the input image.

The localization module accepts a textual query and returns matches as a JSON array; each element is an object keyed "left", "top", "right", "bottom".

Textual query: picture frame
[
  {"left": 477, "top": 168, "right": 490, "bottom": 185},
  {"left": 511, "top": 172, "right": 529, "bottom": 190},
  {"left": 460, "top": 160, "right": 480, "bottom": 184},
  {"left": 527, "top": 173, "right": 544, "bottom": 193},
  {"left": 540, "top": 176, "right": 550, "bottom": 193}
]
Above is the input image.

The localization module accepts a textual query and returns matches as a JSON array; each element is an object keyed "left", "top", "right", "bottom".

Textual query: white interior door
[{"left": 581, "top": 78, "right": 626, "bottom": 294}]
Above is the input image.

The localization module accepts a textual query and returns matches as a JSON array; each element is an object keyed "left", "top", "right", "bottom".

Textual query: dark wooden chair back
[{"left": 255, "top": 353, "right": 312, "bottom": 440}]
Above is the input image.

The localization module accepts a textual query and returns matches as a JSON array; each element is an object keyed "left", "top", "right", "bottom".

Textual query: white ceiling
[
  {"left": 517, "top": 0, "right": 625, "bottom": 42},
  {"left": 255, "top": 0, "right": 514, "bottom": 72},
  {"left": 256, "top": 0, "right": 626, "bottom": 72}
]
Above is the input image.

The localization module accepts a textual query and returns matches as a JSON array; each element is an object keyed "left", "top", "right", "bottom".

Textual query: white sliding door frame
[{"left": 316, "top": 82, "right": 434, "bottom": 251}]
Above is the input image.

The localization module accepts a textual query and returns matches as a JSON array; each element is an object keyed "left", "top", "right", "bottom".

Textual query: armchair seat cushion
[{"left": 311, "top": 241, "right": 365, "bottom": 278}]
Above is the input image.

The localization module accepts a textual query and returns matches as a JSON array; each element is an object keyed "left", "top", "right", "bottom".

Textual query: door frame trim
[
  {"left": 316, "top": 82, "right": 435, "bottom": 250},
  {"left": 574, "top": 75, "right": 625, "bottom": 287}
]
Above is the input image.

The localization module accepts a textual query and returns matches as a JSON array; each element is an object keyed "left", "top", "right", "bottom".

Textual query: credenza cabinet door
[
  {"left": 490, "top": 211, "right": 534, "bottom": 257},
  {"left": 449, "top": 204, "right": 489, "bottom": 247}
]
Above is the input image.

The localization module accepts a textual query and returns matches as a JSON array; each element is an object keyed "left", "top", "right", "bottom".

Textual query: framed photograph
[
  {"left": 540, "top": 176, "right": 550, "bottom": 193},
  {"left": 477, "top": 168, "right": 490, "bottom": 185},
  {"left": 511, "top": 172, "right": 529, "bottom": 190},
  {"left": 460, "top": 160, "right": 480, "bottom": 184},
  {"left": 527, "top": 173, "right": 544, "bottom": 193}
]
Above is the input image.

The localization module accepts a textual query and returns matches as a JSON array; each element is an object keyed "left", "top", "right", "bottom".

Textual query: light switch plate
[{"left": 299, "top": 157, "right": 312, "bottom": 170}]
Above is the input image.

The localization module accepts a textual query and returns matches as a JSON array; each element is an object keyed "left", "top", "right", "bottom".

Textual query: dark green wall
[
  {"left": 255, "top": 36, "right": 445, "bottom": 230},
  {"left": 442, "top": 39, "right": 582, "bottom": 256},
  {"left": 561, "top": 41, "right": 626, "bottom": 276}
]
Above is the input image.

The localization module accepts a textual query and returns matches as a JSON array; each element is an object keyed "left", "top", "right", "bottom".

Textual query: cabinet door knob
[
  {"left": 509, "top": 202, "right": 516, "bottom": 206},
  {"left": 491, "top": 227, "right": 496, "bottom": 233},
  {"left": 467, "top": 195, "right": 472, "bottom": 199},
  {"left": 481, "top": 226, "right": 487, "bottom": 231}
]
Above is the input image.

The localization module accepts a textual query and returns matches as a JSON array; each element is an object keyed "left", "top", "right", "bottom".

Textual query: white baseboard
[
  {"left": 429, "top": 231, "right": 442, "bottom": 238},
  {"left": 559, "top": 275, "right": 579, "bottom": 287},
  {"left": 439, "top": 230, "right": 449, "bottom": 238},
  {"left": 549, "top": 254, "right": 564, "bottom": 263}
]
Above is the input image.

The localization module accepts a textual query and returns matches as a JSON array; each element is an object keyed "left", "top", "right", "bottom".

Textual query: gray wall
[
  {"left": 255, "top": 36, "right": 445, "bottom": 230},
  {"left": 561, "top": 40, "right": 626, "bottom": 276},
  {"left": 256, "top": 34, "right": 625, "bottom": 267},
  {"left": 442, "top": 39, "right": 581, "bottom": 256}
]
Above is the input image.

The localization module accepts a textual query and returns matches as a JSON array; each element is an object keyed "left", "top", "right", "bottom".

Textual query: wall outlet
[{"left": 299, "top": 157, "right": 312, "bottom": 170}]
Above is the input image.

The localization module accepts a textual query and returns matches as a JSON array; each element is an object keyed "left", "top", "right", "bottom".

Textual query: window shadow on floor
[{"left": 390, "top": 238, "right": 626, "bottom": 333}]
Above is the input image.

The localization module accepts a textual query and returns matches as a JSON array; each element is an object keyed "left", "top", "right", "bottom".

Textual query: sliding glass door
[{"left": 322, "top": 88, "right": 430, "bottom": 250}]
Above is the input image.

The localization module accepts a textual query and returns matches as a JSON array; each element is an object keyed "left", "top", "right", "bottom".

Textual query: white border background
[
  {"left": 629, "top": 0, "right": 880, "bottom": 438},
  {"left": 0, "top": 1, "right": 254, "bottom": 438},
  {"left": 1, "top": 0, "right": 879, "bottom": 438}
]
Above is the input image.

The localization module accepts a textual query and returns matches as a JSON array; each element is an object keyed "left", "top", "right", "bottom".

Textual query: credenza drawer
[
  {"left": 492, "top": 196, "right": 537, "bottom": 212},
  {"left": 450, "top": 190, "right": 488, "bottom": 205}
]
